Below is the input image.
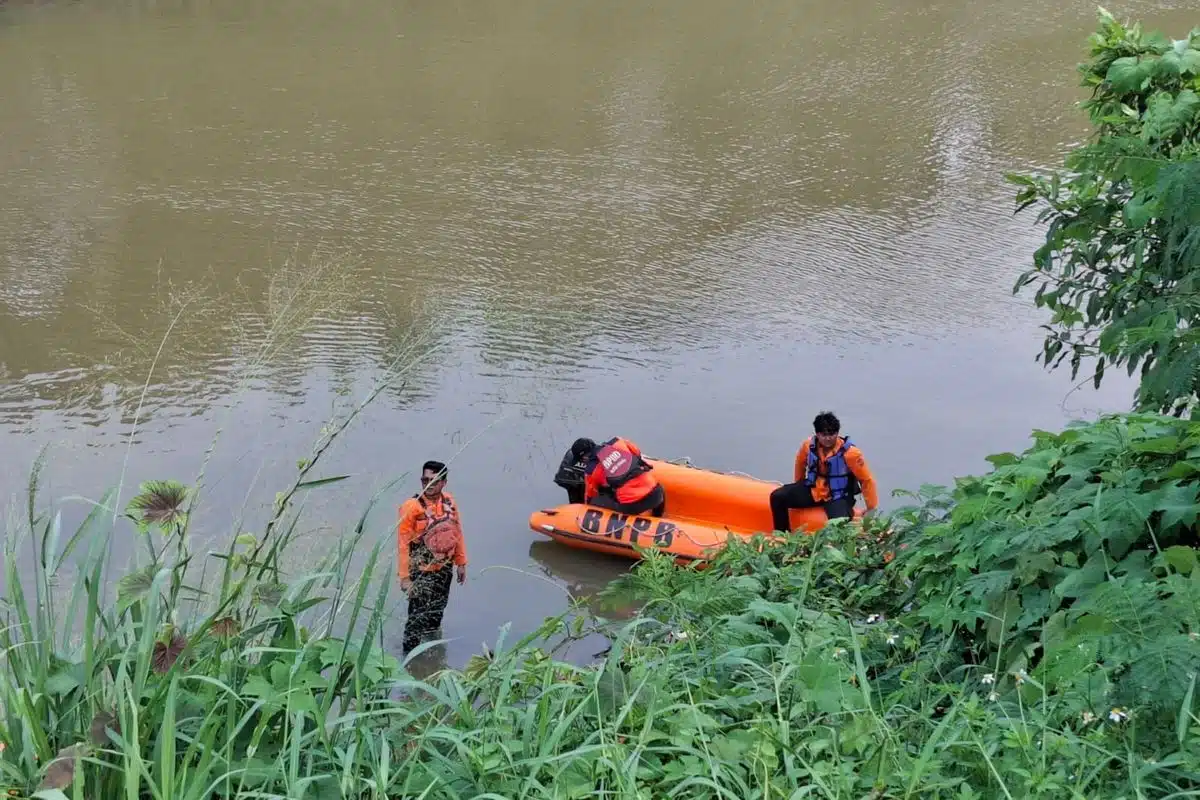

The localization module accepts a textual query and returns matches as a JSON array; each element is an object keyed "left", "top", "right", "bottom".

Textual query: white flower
[
  {"left": 865, "top": 614, "right": 884, "bottom": 624},
  {"left": 988, "top": 691, "right": 999, "bottom": 702},
  {"left": 833, "top": 647, "right": 847, "bottom": 658},
  {"left": 1012, "top": 670, "right": 1028, "bottom": 685},
  {"left": 673, "top": 630, "right": 688, "bottom": 641},
  {"left": 885, "top": 634, "right": 898, "bottom": 646},
  {"left": 1108, "top": 707, "right": 1129, "bottom": 724},
  {"left": 981, "top": 673, "right": 995, "bottom": 685},
  {"left": 1081, "top": 711, "right": 1096, "bottom": 724}
]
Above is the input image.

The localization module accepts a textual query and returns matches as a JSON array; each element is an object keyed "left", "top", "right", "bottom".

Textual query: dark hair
[
  {"left": 570, "top": 438, "right": 597, "bottom": 460},
  {"left": 813, "top": 411, "right": 841, "bottom": 435},
  {"left": 422, "top": 460, "right": 447, "bottom": 480}
]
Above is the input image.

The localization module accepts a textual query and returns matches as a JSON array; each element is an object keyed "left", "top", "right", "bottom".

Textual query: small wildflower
[
  {"left": 865, "top": 614, "right": 883, "bottom": 624},
  {"left": 981, "top": 672, "right": 995, "bottom": 685},
  {"left": 1012, "top": 669, "right": 1028, "bottom": 685},
  {"left": 833, "top": 647, "right": 847, "bottom": 658},
  {"left": 1081, "top": 710, "right": 1096, "bottom": 724},
  {"left": 1108, "top": 707, "right": 1129, "bottom": 724},
  {"left": 988, "top": 691, "right": 999, "bottom": 702},
  {"left": 885, "top": 634, "right": 898, "bottom": 646}
]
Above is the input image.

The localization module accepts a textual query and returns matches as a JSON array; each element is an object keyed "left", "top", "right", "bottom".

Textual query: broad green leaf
[
  {"left": 1054, "top": 557, "right": 1109, "bottom": 599},
  {"left": 1163, "top": 545, "right": 1199, "bottom": 575},
  {"left": 1014, "top": 551, "right": 1058, "bottom": 585},
  {"left": 1131, "top": 436, "right": 1184, "bottom": 456},
  {"left": 1163, "top": 43, "right": 1200, "bottom": 76},
  {"left": 984, "top": 452, "right": 1020, "bottom": 468},
  {"left": 985, "top": 591, "right": 1022, "bottom": 645},
  {"left": 1142, "top": 90, "right": 1200, "bottom": 143},
  {"left": 1154, "top": 483, "right": 1200, "bottom": 530},
  {"left": 1164, "top": 461, "right": 1200, "bottom": 480},
  {"left": 746, "top": 598, "right": 800, "bottom": 629},
  {"left": 252, "top": 581, "right": 287, "bottom": 608},
  {"left": 43, "top": 671, "right": 80, "bottom": 696},
  {"left": 1124, "top": 193, "right": 1158, "bottom": 229},
  {"left": 117, "top": 564, "right": 162, "bottom": 611},
  {"left": 1106, "top": 56, "right": 1150, "bottom": 93}
]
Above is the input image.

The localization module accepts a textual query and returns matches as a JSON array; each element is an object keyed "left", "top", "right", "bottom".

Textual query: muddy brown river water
[{"left": 2, "top": 0, "right": 1193, "bottom": 667}]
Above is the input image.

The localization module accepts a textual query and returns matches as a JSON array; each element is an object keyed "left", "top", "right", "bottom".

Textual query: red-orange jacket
[
  {"left": 584, "top": 437, "right": 659, "bottom": 505},
  {"left": 396, "top": 490, "right": 467, "bottom": 577},
  {"left": 793, "top": 436, "right": 879, "bottom": 510}
]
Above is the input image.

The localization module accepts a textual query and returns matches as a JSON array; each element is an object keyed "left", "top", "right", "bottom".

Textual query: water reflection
[{"left": 1, "top": 0, "right": 1197, "bottom": 670}]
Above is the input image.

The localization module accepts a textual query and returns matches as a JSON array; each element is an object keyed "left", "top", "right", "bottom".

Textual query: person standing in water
[
  {"left": 769, "top": 411, "right": 878, "bottom": 532},
  {"left": 397, "top": 460, "right": 467, "bottom": 655}
]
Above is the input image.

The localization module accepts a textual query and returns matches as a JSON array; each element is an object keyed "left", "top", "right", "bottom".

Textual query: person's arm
[
  {"left": 624, "top": 439, "right": 643, "bottom": 458},
  {"left": 845, "top": 447, "right": 879, "bottom": 511},
  {"left": 452, "top": 519, "right": 468, "bottom": 567},
  {"left": 584, "top": 464, "right": 602, "bottom": 501},
  {"left": 396, "top": 500, "right": 418, "bottom": 580},
  {"left": 453, "top": 514, "right": 468, "bottom": 583},
  {"left": 793, "top": 440, "right": 810, "bottom": 484}
]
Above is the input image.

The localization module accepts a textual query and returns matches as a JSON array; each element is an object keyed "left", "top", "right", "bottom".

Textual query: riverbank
[
  {"left": 3, "top": 411, "right": 1199, "bottom": 798},
  {"left": 3, "top": 5, "right": 1199, "bottom": 797}
]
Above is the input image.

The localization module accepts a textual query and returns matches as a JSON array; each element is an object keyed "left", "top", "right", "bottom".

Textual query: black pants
[
  {"left": 769, "top": 482, "right": 854, "bottom": 532},
  {"left": 403, "top": 566, "right": 453, "bottom": 653},
  {"left": 590, "top": 484, "right": 666, "bottom": 517}
]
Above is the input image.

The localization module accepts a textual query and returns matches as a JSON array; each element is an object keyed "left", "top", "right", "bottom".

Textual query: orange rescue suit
[
  {"left": 583, "top": 437, "right": 659, "bottom": 505},
  {"left": 396, "top": 490, "right": 467, "bottom": 577},
  {"left": 794, "top": 436, "right": 879, "bottom": 510}
]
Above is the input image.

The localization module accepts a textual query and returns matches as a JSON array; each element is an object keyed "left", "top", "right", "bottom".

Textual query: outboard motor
[{"left": 553, "top": 445, "right": 589, "bottom": 504}]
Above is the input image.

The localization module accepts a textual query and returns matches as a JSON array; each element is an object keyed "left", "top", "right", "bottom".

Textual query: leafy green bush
[
  {"left": 10, "top": 413, "right": 1200, "bottom": 798},
  {"left": 6, "top": 8, "right": 1200, "bottom": 799},
  {"left": 1010, "top": 9, "right": 1200, "bottom": 414},
  {"left": 890, "top": 413, "right": 1200, "bottom": 752}
]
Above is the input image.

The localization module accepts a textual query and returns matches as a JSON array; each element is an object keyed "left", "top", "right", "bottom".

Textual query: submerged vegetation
[{"left": 1, "top": 7, "right": 1199, "bottom": 800}]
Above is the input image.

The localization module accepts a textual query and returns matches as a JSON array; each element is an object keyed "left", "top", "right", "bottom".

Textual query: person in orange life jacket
[
  {"left": 571, "top": 436, "right": 667, "bottom": 517},
  {"left": 396, "top": 460, "right": 467, "bottom": 655},
  {"left": 768, "top": 411, "right": 879, "bottom": 533}
]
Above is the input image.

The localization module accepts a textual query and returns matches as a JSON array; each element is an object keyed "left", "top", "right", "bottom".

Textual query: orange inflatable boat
[{"left": 529, "top": 455, "right": 863, "bottom": 565}]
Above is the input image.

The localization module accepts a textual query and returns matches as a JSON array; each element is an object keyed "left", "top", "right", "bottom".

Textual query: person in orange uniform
[
  {"left": 571, "top": 436, "right": 667, "bottom": 517},
  {"left": 769, "top": 411, "right": 878, "bottom": 532},
  {"left": 397, "top": 460, "right": 467, "bottom": 655}
]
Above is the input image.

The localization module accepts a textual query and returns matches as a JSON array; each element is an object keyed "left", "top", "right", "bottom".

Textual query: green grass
[
  {"left": 4, "top": 413, "right": 1200, "bottom": 798},
  {"left": 5, "top": 9, "right": 1200, "bottom": 793}
]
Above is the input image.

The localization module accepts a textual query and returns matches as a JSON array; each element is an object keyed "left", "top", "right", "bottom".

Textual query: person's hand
[
  {"left": 400, "top": 577, "right": 412, "bottom": 592},
  {"left": 456, "top": 565, "right": 467, "bottom": 585}
]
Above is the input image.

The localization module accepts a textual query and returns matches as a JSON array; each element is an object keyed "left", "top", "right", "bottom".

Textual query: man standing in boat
[
  {"left": 397, "top": 460, "right": 467, "bottom": 655},
  {"left": 571, "top": 436, "right": 667, "bottom": 517},
  {"left": 769, "top": 411, "right": 878, "bottom": 532}
]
